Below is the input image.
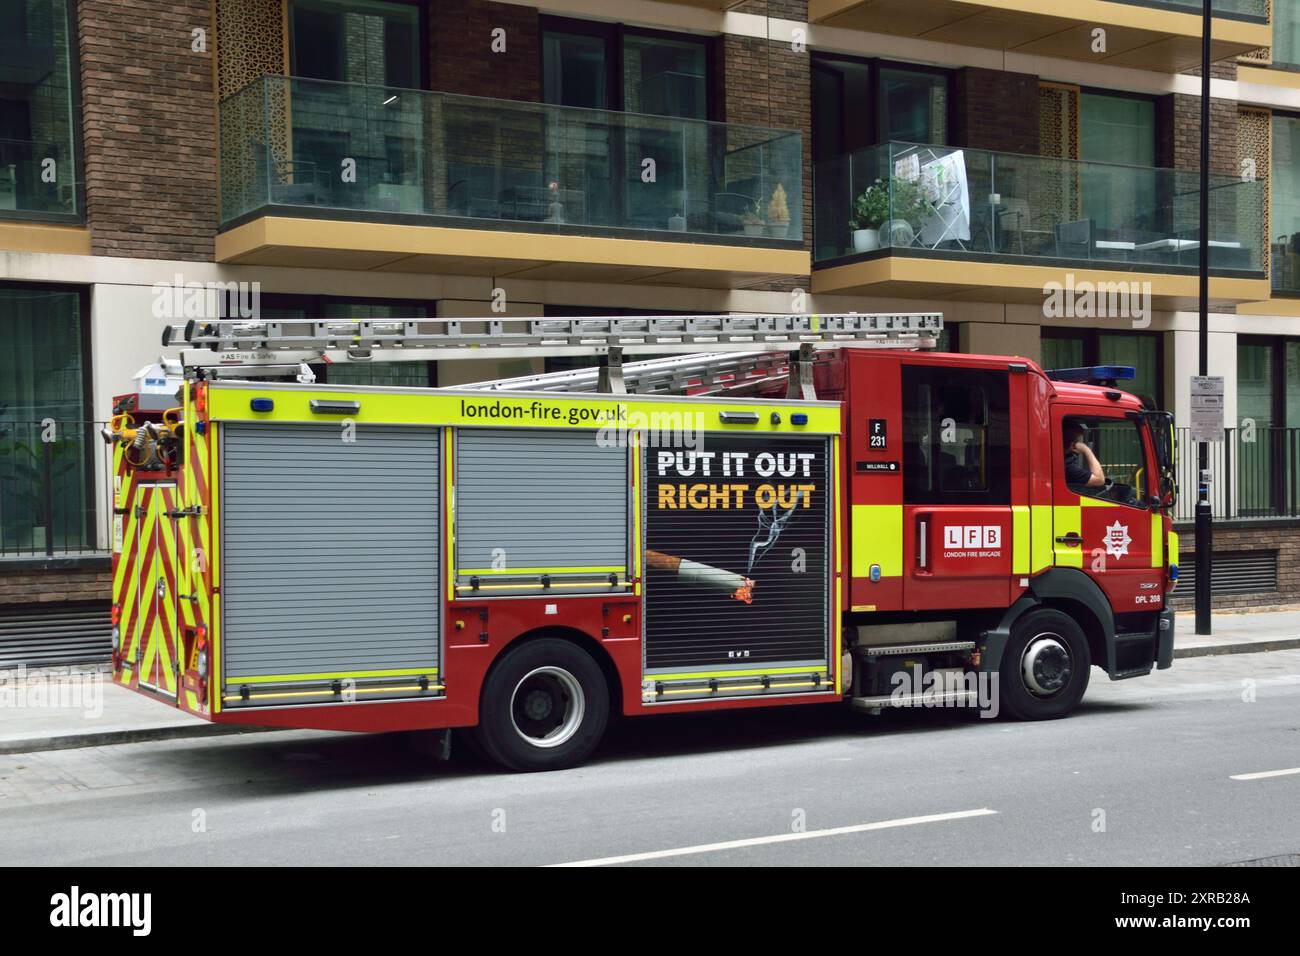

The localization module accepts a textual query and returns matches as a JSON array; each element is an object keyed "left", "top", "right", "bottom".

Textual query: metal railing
[
  {"left": 814, "top": 141, "right": 1265, "bottom": 274},
  {"left": 219, "top": 75, "right": 803, "bottom": 243},
  {"left": 0, "top": 421, "right": 107, "bottom": 558},
  {"left": 1174, "top": 426, "right": 1300, "bottom": 522}
]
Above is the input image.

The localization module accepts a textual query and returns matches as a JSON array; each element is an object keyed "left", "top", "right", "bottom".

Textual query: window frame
[
  {"left": 538, "top": 16, "right": 718, "bottom": 121},
  {"left": 901, "top": 363, "right": 1011, "bottom": 506},
  {"left": 257, "top": 292, "right": 438, "bottom": 387},
  {"left": 1040, "top": 327, "right": 1165, "bottom": 410},
  {"left": 810, "top": 52, "right": 952, "bottom": 164},
  {"left": 0, "top": 0, "right": 85, "bottom": 224},
  {"left": 0, "top": 280, "right": 94, "bottom": 555}
]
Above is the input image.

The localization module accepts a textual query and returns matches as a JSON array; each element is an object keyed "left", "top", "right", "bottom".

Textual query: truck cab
[{"left": 839, "top": 349, "right": 1176, "bottom": 719}]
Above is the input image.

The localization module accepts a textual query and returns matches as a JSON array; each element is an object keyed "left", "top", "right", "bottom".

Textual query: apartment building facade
[{"left": 2, "top": 0, "right": 1300, "bottom": 661}]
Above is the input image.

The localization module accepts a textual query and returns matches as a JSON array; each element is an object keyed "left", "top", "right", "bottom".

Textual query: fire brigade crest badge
[{"left": 1102, "top": 520, "right": 1131, "bottom": 560}]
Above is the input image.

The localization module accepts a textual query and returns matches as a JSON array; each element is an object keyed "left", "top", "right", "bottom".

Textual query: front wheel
[
  {"left": 473, "top": 638, "right": 610, "bottom": 772},
  {"left": 998, "top": 608, "right": 1092, "bottom": 720}
]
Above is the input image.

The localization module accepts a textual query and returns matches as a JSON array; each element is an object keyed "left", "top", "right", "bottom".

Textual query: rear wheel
[
  {"left": 999, "top": 608, "right": 1091, "bottom": 720},
  {"left": 473, "top": 638, "right": 609, "bottom": 772}
]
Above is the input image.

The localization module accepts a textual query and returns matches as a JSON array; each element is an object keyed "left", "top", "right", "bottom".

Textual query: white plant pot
[
  {"left": 852, "top": 228, "right": 880, "bottom": 253},
  {"left": 767, "top": 222, "right": 789, "bottom": 239},
  {"left": 743, "top": 223, "right": 764, "bottom": 237},
  {"left": 668, "top": 215, "right": 687, "bottom": 231}
]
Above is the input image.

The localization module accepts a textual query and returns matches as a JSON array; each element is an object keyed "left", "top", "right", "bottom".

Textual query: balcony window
[
  {"left": 1080, "top": 92, "right": 1156, "bottom": 239},
  {"left": 289, "top": 0, "right": 420, "bottom": 88},
  {"left": 0, "top": 285, "right": 92, "bottom": 556},
  {"left": 1275, "top": 1, "right": 1300, "bottom": 68},
  {"left": 218, "top": 76, "right": 801, "bottom": 243},
  {"left": 877, "top": 66, "right": 948, "bottom": 145},
  {"left": 0, "top": 0, "right": 80, "bottom": 222},
  {"left": 814, "top": 141, "right": 1263, "bottom": 274},
  {"left": 1271, "top": 114, "right": 1300, "bottom": 295},
  {"left": 1041, "top": 330, "right": 1162, "bottom": 408}
]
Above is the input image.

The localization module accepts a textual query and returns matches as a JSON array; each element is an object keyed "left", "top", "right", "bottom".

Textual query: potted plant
[
  {"left": 742, "top": 201, "right": 765, "bottom": 237},
  {"left": 849, "top": 179, "right": 891, "bottom": 253},
  {"left": 667, "top": 196, "right": 687, "bottom": 232},
  {"left": 766, "top": 183, "right": 791, "bottom": 238}
]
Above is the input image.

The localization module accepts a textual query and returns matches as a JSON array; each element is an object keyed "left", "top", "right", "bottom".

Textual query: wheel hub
[
  {"left": 510, "top": 666, "right": 586, "bottom": 749},
  {"left": 1022, "top": 635, "right": 1072, "bottom": 696}
]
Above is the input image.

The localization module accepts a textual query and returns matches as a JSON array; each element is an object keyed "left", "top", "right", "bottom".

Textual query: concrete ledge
[
  {"left": 0, "top": 721, "right": 271, "bottom": 756},
  {"left": 1174, "top": 637, "right": 1300, "bottom": 660}
]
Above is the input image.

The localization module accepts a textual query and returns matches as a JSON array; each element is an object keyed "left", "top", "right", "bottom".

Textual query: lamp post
[{"left": 1195, "top": 0, "right": 1213, "bottom": 635}]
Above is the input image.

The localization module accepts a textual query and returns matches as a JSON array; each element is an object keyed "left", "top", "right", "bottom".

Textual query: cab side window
[
  {"left": 902, "top": 365, "right": 1010, "bottom": 504},
  {"left": 1063, "top": 416, "right": 1149, "bottom": 506}
]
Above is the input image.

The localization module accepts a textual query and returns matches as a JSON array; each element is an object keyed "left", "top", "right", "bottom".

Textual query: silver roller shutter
[
  {"left": 221, "top": 423, "right": 441, "bottom": 686},
  {"left": 455, "top": 428, "right": 629, "bottom": 585}
]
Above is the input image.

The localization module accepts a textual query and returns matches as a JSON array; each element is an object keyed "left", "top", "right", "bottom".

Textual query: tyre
[
  {"left": 998, "top": 607, "right": 1092, "bottom": 721},
  {"left": 473, "top": 638, "right": 610, "bottom": 772}
]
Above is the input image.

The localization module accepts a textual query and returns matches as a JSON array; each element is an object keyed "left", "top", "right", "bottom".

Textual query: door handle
[
  {"left": 917, "top": 516, "right": 930, "bottom": 570},
  {"left": 1055, "top": 533, "right": 1084, "bottom": 547}
]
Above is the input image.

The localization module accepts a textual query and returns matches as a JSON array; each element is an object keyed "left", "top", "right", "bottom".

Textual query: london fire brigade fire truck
[{"left": 104, "top": 312, "right": 1178, "bottom": 771}]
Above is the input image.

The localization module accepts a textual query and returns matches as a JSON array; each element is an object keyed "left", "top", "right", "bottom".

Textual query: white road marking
[
  {"left": 548, "top": 807, "right": 998, "bottom": 867},
  {"left": 1230, "top": 767, "right": 1300, "bottom": 781}
]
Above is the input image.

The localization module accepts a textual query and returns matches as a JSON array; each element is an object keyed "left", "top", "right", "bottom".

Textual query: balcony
[
  {"left": 217, "top": 76, "right": 808, "bottom": 286},
  {"left": 808, "top": 0, "right": 1270, "bottom": 73},
  {"left": 812, "top": 142, "right": 1268, "bottom": 308}
]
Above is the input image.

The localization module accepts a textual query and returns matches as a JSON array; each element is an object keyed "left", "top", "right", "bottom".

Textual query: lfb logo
[{"left": 944, "top": 525, "right": 1002, "bottom": 549}]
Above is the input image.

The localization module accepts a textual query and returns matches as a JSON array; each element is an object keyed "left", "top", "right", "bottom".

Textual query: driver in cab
[{"left": 1064, "top": 423, "right": 1105, "bottom": 490}]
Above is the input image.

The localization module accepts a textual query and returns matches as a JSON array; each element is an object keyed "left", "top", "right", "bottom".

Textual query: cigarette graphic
[{"left": 646, "top": 550, "right": 755, "bottom": 604}]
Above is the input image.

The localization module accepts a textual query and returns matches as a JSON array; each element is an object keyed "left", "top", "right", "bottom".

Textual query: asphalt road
[{"left": 2, "top": 650, "right": 1298, "bottom": 866}]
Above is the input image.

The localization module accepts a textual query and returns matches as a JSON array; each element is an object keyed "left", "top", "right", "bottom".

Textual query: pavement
[
  {"left": 1, "top": 647, "right": 1298, "bottom": 865},
  {"left": 0, "top": 605, "right": 1296, "bottom": 757}
]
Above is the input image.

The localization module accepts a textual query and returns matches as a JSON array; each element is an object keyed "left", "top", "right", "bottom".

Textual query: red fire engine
[{"left": 104, "top": 313, "right": 1177, "bottom": 770}]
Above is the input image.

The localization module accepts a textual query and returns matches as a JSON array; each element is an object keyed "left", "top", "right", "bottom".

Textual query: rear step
[
  {"left": 851, "top": 689, "right": 980, "bottom": 711},
  {"left": 859, "top": 640, "right": 976, "bottom": 657}
]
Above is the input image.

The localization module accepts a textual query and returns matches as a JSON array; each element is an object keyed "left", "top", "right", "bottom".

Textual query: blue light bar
[{"left": 1045, "top": 365, "right": 1136, "bottom": 384}]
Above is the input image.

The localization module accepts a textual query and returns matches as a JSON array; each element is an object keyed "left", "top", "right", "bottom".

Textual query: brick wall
[
  {"left": 721, "top": 34, "right": 812, "bottom": 251},
  {"left": 428, "top": 0, "right": 540, "bottom": 101},
  {"left": 77, "top": 0, "right": 217, "bottom": 260},
  {"left": 0, "top": 566, "right": 112, "bottom": 607},
  {"left": 1169, "top": 524, "right": 1300, "bottom": 610},
  {"left": 951, "top": 67, "right": 1040, "bottom": 156},
  {"left": 1160, "top": 62, "right": 1239, "bottom": 176}
]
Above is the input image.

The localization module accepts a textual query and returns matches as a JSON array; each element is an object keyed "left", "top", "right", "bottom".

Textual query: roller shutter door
[
  {"left": 455, "top": 428, "right": 629, "bottom": 589},
  {"left": 221, "top": 424, "right": 441, "bottom": 692},
  {"left": 642, "top": 434, "right": 832, "bottom": 675}
]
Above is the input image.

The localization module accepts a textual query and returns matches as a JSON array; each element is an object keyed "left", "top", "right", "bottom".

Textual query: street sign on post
[{"left": 1190, "top": 375, "right": 1224, "bottom": 443}]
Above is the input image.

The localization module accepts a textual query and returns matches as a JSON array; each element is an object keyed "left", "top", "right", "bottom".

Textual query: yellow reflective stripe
[
  {"left": 832, "top": 436, "right": 843, "bottom": 695},
  {"left": 460, "top": 565, "right": 625, "bottom": 576},
  {"left": 1079, "top": 496, "right": 1120, "bottom": 507},
  {"left": 1053, "top": 505, "right": 1083, "bottom": 568},
  {"left": 659, "top": 682, "right": 826, "bottom": 696},
  {"left": 631, "top": 431, "right": 642, "bottom": 580},
  {"left": 445, "top": 427, "right": 455, "bottom": 603},
  {"left": 228, "top": 667, "right": 439, "bottom": 684},
  {"left": 1151, "top": 513, "right": 1164, "bottom": 567},
  {"left": 1031, "top": 504, "right": 1053, "bottom": 573},
  {"left": 650, "top": 666, "right": 828, "bottom": 681},
  {"left": 1011, "top": 506, "right": 1030, "bottom": 575},
  {"left": 224, "top": 684, "right": 445, "bottom": 702},
  {"left": 1168, "top": 530, "right": 1179, "bottom": 566},
  {"left": 851, "top": 504, "right": 903, "bottom": 578},
  {"left": 208, "top": 387, "right": 842, "bottom": 434}
]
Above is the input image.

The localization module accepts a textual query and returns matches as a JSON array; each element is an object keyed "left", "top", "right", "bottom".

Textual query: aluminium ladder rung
[
  {"left": 451, "top": 350, "right": 809, "bottom": 396},
  {"left": 164, "top": 312, "right": 943, "bottom": 375}
]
